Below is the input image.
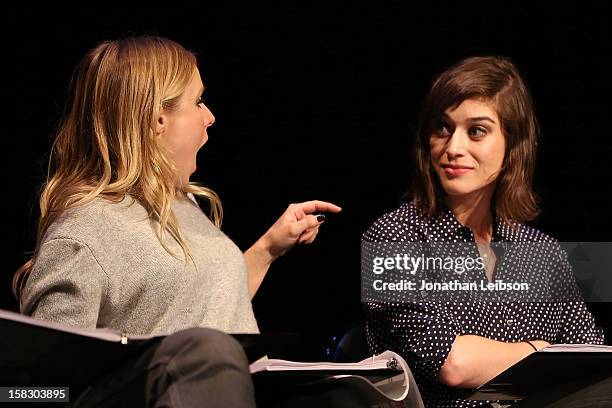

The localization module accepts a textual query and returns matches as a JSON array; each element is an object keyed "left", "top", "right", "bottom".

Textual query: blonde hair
[{"left": 13, "top": 36, "right": 223, "bottom": 299}]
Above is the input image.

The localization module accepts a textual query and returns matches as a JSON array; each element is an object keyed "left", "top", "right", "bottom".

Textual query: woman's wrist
[
  {"left": 524, "top": 340, "right": 538, "bottom": 352},
  {"left": 249, "top": 234, "right": 278, "bottom": 266},
  {"left": 525, "top": 340, "right": 551, "bottom": 352}
]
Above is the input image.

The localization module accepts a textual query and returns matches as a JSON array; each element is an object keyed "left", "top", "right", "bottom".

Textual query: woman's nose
[
  {"left": 446, "top": 130, "right": 467, "bottom": 157},
  {"left": 202, "top": 105, "right": 215, "bottom": 127}
]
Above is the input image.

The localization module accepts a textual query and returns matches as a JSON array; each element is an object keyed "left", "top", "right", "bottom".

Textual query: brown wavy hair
[
  {"left": 411, "top": 56, "right": 540, "bottom": 224},
  {"left": 13, "top": 36, "right": 223, "bottom": 300}
]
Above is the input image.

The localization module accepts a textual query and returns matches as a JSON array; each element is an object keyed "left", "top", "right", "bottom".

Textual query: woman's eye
[
  {"left": 469, "top": 127, "right": 487, "bottom": 138},
  {"left": 433, "top": 122, "right": 451, "bottom": 137},
  {"left": 196, "top": 96, "right": 205, "bottom": 106}
]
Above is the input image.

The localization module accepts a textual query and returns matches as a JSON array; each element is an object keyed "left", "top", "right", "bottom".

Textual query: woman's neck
[{"left": 444, "top": 189, "right": 494, "bottom": 242}]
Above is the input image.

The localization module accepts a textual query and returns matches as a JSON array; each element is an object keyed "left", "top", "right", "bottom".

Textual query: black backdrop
[{"left": 3, "top": 2, "right": 612, "bottom": 357}]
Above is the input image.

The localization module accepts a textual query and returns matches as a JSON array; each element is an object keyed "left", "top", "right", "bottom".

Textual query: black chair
[{"left": 329, "top": 322, "right": 370, "bottom": 363}]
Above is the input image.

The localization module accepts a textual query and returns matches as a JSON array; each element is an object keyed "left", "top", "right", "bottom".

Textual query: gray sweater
[{"left": 21, "top": 194, "right": 259, "bottom": 336}]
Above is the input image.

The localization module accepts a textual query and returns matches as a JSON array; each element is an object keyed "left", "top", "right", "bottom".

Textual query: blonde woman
[{"left": 13, "top": 36, "right": 341, "bottom": 407}]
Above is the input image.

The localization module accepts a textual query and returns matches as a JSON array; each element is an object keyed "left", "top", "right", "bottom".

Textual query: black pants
[{"left": 68, "top": 327, "right": 256, "bottom": 408}]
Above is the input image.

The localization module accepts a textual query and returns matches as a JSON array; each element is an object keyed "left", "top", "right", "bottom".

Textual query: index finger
[{"left": 294, "top": 200, "right": 342, "bottom": 214}]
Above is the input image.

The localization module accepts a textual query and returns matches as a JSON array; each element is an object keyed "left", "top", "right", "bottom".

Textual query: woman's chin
[
  {"left": 440, "top": 182, "right": 494, "bottom": 199},
  {"left": 440, "top": 183, "right": 474, "bottom": 197}
]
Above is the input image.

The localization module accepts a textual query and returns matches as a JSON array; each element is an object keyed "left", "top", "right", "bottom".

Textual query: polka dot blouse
[{"left": 363, "top": 201, "right": 604, "bottom": 408}]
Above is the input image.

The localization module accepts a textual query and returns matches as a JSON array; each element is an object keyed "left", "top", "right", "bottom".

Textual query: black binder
[{"left": 468, "top": 345, "right": 612, "bottom": 401}]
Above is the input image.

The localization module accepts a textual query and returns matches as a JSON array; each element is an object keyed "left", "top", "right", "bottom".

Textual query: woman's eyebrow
[{"left": 467, "top": 116, "right": 496, "bottom": 124}]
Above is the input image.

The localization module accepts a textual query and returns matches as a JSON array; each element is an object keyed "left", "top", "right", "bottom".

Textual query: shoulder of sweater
[{"left": 44, "top": 195, "right": 148, "bottom": 243}]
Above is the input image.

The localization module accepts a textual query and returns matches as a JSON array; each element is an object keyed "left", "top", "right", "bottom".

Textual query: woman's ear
[{"left": 156, "top": 110, "right": 167, "bottom": 135}]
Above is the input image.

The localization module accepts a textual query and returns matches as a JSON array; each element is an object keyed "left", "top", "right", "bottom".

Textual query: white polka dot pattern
[{"left": 363, "top": 201, "right": 604, "bottom": 408}]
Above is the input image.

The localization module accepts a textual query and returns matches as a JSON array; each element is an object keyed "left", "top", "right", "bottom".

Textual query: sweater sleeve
[{"left": 20, "top": 238, "right": 109, "bottom": 329}]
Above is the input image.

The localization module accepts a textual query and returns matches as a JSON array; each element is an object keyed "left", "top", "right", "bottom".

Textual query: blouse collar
[{"left": 436, "top": 205, "right": 514, "bottom": 243}]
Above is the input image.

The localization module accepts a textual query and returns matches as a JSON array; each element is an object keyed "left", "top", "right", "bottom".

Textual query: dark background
[{"left": 2, "top": 2, "right": 611, "bottom": 356}]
